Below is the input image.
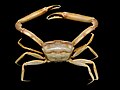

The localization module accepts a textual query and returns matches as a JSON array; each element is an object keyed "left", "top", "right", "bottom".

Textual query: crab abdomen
[{"left": 42, "top": 40, "right": 74, "bottom": 61}]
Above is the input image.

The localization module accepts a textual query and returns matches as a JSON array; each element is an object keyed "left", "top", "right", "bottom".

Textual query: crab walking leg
[
  {"left": 15, "top": 52, "right": 45, "bottom": 66},
  {"left": 68, "top": 59, "right": 98, "bottom": 84},
  {"left": 72, "top": 33, "right": 98, "bottom": 60},
  {"left": 73, "top": 33, "right": 94, "bottom": 53},
  {"left": 47, "top": 12, "right": 98, "bottom": 46},
  {"left": 80, "top": 59, "right": 99, "bottom": 81},
  {"left": 86, "top": 46, "right": 98, "bottom": 60},
  {"left": 18, "top": 38, "right": 43, "bottom": 54},
  {"left": 72, "top": 46, "right": 98, "bottom": 60},
  {"left": 72, "top": 33, "right": 94, "bottom": 57},
  {"left": 15, "top": 5, "right": 61, "bottom": 46},
  {"left": 21, "top": 60, "right": 47, "bottom": 81}
]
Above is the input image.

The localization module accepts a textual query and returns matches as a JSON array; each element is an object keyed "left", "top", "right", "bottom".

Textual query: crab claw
[
  {"left": 46, "top": 12, "right": 66, "bottom": 20},
  {"left": 46, "top": 5, "right": 61, "bottom": 11},
  {"left": 47, "top": 12, "right": 98, "bottom": 27},
  {"left": 47, "top": 12, "right": 98, "bottom": 46},
  {"left": 17, "top": 5, "right": 61, "bottom": 23}
]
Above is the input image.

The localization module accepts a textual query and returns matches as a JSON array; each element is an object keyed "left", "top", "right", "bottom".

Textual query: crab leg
[
  {"left": 18, "top": 38, "right": 43, "bottom": 54},
  {"left": 47, "top": 12, "right": 98, "bottom": 46},
  {"left": 68, "top": 59, "right": 98, "bottom": 84},
  {"left": 15, "top": 5, "right": 61, "bottom": 46},
  {"left": 15, "top": 52, "right": 45, "bottom": 66},
  {"left": 72, "top": 33, "right": 98, "bottom": 60},
  {"left": 21, "top": 60, "right": 47, "bottom": 81}
]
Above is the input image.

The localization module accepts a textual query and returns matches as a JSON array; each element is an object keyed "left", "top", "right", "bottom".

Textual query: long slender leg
[
  {"left": 86, "top": 46, "right": 98, "bottom": 60},
  {"left": 18, "top": 38, "right": 43, "bottom": 54},
  {"left": 68, "top": 59, "right": 98, "bottom": 84},
  {"left": 72, "top": 46, "right": 98, "bottom": 60},
  {"left": 72, "top": 33, "right": 94, "bottom": 56},
  {"left": 15, "top": 52, "right": 45, "bottom": 65},
  {"left": 81, "top": 59, "right": 99, "bottom": 81},
  {"left": 72, "top": 33, "right": 98, "bottom": 60},
  {"left": 21, "top": 60, "right": 47, "bottom": 81},
  {"left": 15, "top": 5, "right": 61, "bottom": 46},
  {"left": 46, "top": 12, "right": 98, "bottom": 46},
  {"left": 73, "top": 33, "right": 93, "bottom": 53}
]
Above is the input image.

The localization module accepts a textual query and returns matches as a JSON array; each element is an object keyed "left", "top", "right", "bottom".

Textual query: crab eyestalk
[
  {"left": 15, "top": 5, "right": 61, "bottom": 46},
  {"left": 47, "top": 12, "right": 98, "bottom": 46}
]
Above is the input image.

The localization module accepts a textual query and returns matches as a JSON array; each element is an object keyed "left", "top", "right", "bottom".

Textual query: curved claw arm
[
  {"left": 15, "top": 5, "right": 61, "bottom": 46},
  {"left": 47, "top": 12, "right": 98, "bottom": 46}
]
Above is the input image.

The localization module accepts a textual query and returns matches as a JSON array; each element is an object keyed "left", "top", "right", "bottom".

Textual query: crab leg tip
[{"left": 18, "top": 38, "right": 22, "bottom": 41}]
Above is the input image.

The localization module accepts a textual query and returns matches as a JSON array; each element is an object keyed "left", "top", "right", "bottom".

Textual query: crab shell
[{"left": 42, "top": 40, "right": 74, "bottom": 61}]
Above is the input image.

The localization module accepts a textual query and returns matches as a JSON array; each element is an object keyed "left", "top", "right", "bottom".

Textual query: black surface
[{"left": 1, "top": 0, "right": 116, "bottom": 89}]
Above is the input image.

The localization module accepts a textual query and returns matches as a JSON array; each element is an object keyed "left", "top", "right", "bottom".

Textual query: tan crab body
[
  {"left": 15, "top": 5, "right": 99, "bottom": 84},
  {"left": 42, "top": 40, "right": 74, "bottom": 61}
]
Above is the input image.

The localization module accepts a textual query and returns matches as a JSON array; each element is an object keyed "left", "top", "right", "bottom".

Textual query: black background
[{"left": 1, "top": 0, "right": 116, "bottom": 89}]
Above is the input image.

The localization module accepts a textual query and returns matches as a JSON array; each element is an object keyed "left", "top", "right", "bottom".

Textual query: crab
[{"left": 15, "top": 5, "right": 99, "bottom": 84}]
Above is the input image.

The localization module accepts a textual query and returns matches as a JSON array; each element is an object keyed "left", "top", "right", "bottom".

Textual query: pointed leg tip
[
  {"left": 15, "top": 62, "right": 21, "bottom": 66},
  {"left": 87, "top": 80, "right": 94, "bottom": 85},
  {"left": 21, "top": 80, "right": 31, "bottom": 82}
]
